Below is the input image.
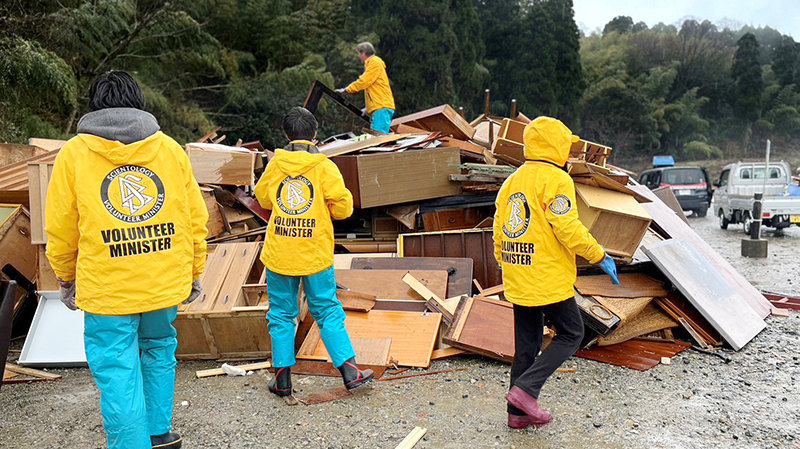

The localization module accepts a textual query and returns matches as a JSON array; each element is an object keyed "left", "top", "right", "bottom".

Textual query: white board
[
  {"left": 643, "top": 239, "right": 766, "bottom": 351},
  {"left": 18, "top": 291, "right": 87, "bottom": 367}
]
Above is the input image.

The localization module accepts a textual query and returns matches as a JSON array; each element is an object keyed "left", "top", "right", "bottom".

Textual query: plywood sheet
[
  {"left": 27, "top": 162, "right": 53, "bottom": 244},
  {"left": 443, "top": 296, "right": 514, "bottom": 363},
  {"left": 186, "top": 144, "right": 255, "bottom": 186},
  {"left": 0, "top": 149, "right": 59, "bottom": 192},
  {"left": 390, "top": 105, "right": 475, "bottom": 140},
  {"left": 297, "top": 310, "right": 441, "bottom": 368},
  {"left": 350, "top": 257, "right": 474, "bottom": 297},
  {"left": 319, "top": 134, "right": 410, "bottom": 157},
  {"left": 643, "top": 239, "right": 766, "bottom": 351},
  {"left": 575, "top": 273, "right": 667, "bottom": 298},
  {"left": 334, "top": 269, "right": 448, "bottom": 300},
  {"left": 0, "top": 144, "right": 48, "bottom": 166},
  {"left": 630, "top": 184, "right": 771, "bottom": 318}
]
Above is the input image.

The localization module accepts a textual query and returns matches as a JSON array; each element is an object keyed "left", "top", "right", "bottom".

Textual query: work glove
[
  {"left": 57, "top": 278, "right": 77, "bottom": 311},
  {"left": 595, "top": 254, "right": 620, "bottom": 285},
  {"left": 183, "top": 279, "right": 203, "bottom": 304},
  {"left": 334, "top": 88, "right": 347, "bottom": 94}
]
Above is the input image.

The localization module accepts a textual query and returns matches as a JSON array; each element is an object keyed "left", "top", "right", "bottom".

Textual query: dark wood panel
[{"left": 350, "top": 257, "right": 474, "bottom": 298}]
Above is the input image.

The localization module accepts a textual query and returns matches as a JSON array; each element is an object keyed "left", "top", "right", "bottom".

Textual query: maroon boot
[
  {"left": 508, "top": 413, "right": 550, "bottom": 429},
  {"left": 505, "top": 386, "right": 552, "bottom": 425}
]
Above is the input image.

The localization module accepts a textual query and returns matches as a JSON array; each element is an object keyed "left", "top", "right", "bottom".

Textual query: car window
[
  {"left": 663, "top": 168, "right": 705, "bottom": 185},
  {"left": 719, "top": 169, "right": 730, "bottom": 187},
  {"left": 741, "top": 167, "right": 783, "bottom": 179},
  {"left": 740, "top": 167, "right": 751, "bottom": 179}
]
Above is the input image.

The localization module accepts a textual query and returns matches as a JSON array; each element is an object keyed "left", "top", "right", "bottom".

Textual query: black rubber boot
[
  {"left": 268, "top": 366, "right": 292, "bottom": 397},
  {"left": 151, "top": 432, "right": 182, "bottom": 449},
  {"left": 337, "top": 357, "right": 374, "bottom": 390}
]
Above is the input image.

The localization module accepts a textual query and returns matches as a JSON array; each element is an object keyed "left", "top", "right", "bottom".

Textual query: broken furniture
[{"left": 18, "top": 290, "right": 87, "bottom": 367}]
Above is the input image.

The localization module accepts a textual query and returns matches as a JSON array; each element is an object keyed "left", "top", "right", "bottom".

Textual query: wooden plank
[
  {"left": 443, "top": 296, "right": 514, "bottom": 363},
  {"left": 186, "top": 144, "right": 256, "bottom": 186},
  {"left": 391, "top": 105, "right": 475, "bottom": 140},
  {"left": 288, "top": 359, "right": 387, "bottom": 379},
  {"left": 332, "top": 148, "right": 461, "bottom": 209},
  {"left": 0, "top": 144, "right": 48, "bottom": 166},
  {"left": 4, "top": 363, "right": 62, "bottom": 380},
  {"left": 200, "top": 187, "right": 225, "bottom": 238},
  {"left": 350, "top": 337, "right": 392, "bottom": 366},
  {"left": 334, "top": 269, "right": 448, "bottom": 301},
  {"left": 402, "top": 272, "right": 454, "bottom": 324},
  {"left": 297, "top": 310, "right": 441, "bottom": 368},
  {"left": 421, "top": 207, "right": 488, "bottom": 232},
  {"left": 630, "top": 184, "right": 771, "bottom": 318},
  {"left": 26, "top": 163, "right": 53, "bottom": 244},
  {"left": 195, "top": 361, "right": 271, "bottom": 378},
  {"left": 575, "top": 273, "right": 667, "bottom": 298},
  {"left": 36, "top": 245, "right": 58, "bottom": 291},
  {"left": 438, "top": 137, "right": 486, "bottom": 155},
  {"left": 319, "top": 134, "right": 410, "bottom": 157},
  {"left": 3, "top": 369, "right": 17, "bottom": 380},
  {"left": 655, "top": 295, "right": 722, "bottom": 346},
  {"left": 350, "top": 257, "right": 474, "bottom": 298},
  {"left": 430, "top": 347, "right": 466, "bottom": 360},
  {"left": 337, "top": 290, "right": 376, "bottom": 313},
  {"left": 212, "top": 242, "right": 262, "bottom": 311},
  {"left": 186, "top": 244, "right": 237, "bottom": 312},
  {"left": 575, "top": 340, "right": 691, "bottom": 371},
  {"left": 27, "top": 138, "right": 66, "bottom": 152},
  {"left": 644, "top": 239, "right": 765, "bottom": 351},
  {"left": 572, "top": 172, "right": 651, "bottom": 203},
  {"left": 0, "top": 149, "right": 59, "bottom": 192},
  {"left": 395, "top": 427, "right": 427, "bottom": 449}
]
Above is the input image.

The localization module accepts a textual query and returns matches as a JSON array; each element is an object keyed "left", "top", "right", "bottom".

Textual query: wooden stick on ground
[
  {"left": 379, "top": 368, "right": 467, "bottom": 382},
  {"left": 4, "top": 363, "right": 62, "bottom": 380},
  {"left": 395, "top": 427, "right": 427, "bottom": 449},
  {"left": 195, "top": 361, "right": 271, "bottom": 378}
]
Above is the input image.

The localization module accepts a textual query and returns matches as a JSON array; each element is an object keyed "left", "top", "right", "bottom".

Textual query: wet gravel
[{"left": 1, "top": 213, "right": 798, "bottom": 448}]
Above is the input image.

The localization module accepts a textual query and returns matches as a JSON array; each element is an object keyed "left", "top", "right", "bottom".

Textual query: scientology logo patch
[{"left": 101, "top": 165, "right": 165, "bottom": 223}]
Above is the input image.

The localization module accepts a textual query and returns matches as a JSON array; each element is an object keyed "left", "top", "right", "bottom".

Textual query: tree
[
  {"left": 603, "top": 16, "right": 633, "bottom": 36},
  {"left": 772, "top": 35, "right": 799, "bottom": 87},
  {"left": 731, "top": 33, "right": 764, "bottom": 123}
]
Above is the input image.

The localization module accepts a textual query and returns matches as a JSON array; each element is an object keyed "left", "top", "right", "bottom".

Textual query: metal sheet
[
  {"left": 643, "top": 239, "right": 766, "bottom": 351},
  {"left": 19, "top": 291, "right": 87, "bottom": 367}
]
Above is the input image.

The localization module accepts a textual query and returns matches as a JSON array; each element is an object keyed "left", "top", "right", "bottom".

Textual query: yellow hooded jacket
[
  {"left": 45, "top": 131, "right": 209, "bottom": 315},
  {"left": 254, "top": 144, "right": 354, "bottom": 276},
  {"left": 346, "top": 55, "right": 395, "bottom": 114},
  {"left": 493, "top": 117, "right": 605, "bottom": 307}
]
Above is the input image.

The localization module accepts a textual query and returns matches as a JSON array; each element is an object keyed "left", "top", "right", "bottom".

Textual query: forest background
[{"left": 2, "top": 0, "right": 799, "bottom": 167}]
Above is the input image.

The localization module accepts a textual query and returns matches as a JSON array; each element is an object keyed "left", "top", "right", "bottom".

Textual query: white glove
[
  {"left": 58, "top": 279, "right": 77, "bottom": 311},
  {"left": 183, "top": 279, "right": 203, "bottom": 304}
]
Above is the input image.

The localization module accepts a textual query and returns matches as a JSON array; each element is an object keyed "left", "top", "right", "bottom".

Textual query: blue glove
[{"left": 596, "top": 254, "right": 620, "bottom": 285}]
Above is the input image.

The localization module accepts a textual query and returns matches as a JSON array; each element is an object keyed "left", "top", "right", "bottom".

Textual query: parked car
[
  {"left": 713, "top": 161, "right": 800, "bottom": 232},
  {"left": 639, "top": 164, "right": 712, "bottom": 217}
]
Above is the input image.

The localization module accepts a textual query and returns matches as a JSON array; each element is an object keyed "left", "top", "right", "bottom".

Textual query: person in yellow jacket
[
  {"left": 493, "top": 116, "right": 619, "bottom": 429},
  {"left": 45, "top": 71, "right": 208, "bottom": 449},
  {"left": 336, "top": 42, "right": 395, "bottom": 133},
  {"left": 254, "top": 107, "right": 374, "bottom": 396}
]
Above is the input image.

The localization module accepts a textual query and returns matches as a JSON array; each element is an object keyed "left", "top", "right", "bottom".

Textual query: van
[{"left": 639, "top": 166, "right": 712, "bottom": 217}]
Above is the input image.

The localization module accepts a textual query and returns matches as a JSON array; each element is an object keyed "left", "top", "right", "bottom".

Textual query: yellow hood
[
  {"left": 78, "top": 131, "right": 165, "bottom": 166},
  {"left": 271, "top": 148, "right": 327, "bottom": 177},
  {"left": 522, "top": 116, "right": 580, "bottom": 166}
]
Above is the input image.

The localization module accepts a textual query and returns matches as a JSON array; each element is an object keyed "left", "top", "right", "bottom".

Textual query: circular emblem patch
[
  {"left": 549, "top": 194, "right": 572, "bottom": 215},
  {"left": 503, "top": 192, "right": 530, "bottom": 238},
  {"left": 101, "top": 165, "right": 165, "bottom": 223},
  {"left": 276, "top": 175, "right": 314, "bottom": 215}
]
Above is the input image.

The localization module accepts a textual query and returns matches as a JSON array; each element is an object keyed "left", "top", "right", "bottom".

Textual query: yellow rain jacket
[
  {"left": 346, "top": 55, "right": 395, "bottom": 114},
  {"left": 493, "top": 117, "right": 605, "bottom": 307},
  {"left": 254, "top": 142, "right": 354, "bottom": 276},
  {"left": 46, "top": 132, "right": 209, "bottom": 315}
]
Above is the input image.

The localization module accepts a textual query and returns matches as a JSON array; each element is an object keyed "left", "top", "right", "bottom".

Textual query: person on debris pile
[
  {"left": 493, "top": 116, "right": 619, "bottom": 429},
  {"left": 335, "top": 42, "right": 395, "bottom": 133},
  {"left": 45, "top": 71, "right": 208, "bottom": 449},
  {"left": 254, "top": 106, "right": 374, "bottom": 398}
]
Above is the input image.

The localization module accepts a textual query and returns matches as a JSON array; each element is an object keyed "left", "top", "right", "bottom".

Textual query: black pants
[{"left": 508, "top": 297, "right": 584, "bottom": 415}]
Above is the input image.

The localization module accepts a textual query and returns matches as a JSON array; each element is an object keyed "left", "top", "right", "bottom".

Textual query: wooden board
[
  {"left": 36, "top": 245, "right": 58, "bottom": 291},
  {"left": 288, "top": 359, "right": 387, "bottom": 379},
  {"left": 575, "top": 184, "right": 652, "bottom": 259},
  {"left": 443, "top": 296, "right": 514, "bottom": 363},
  {"left": 655, "top": 295, "right": 722, "bottom": 346},
  {"left": 652, "top": 186, "right": 690, "bottom": 224},
  {"left": 175, "top": 307, "right": 271, "bottom": 360},
  {"left": 27, "top": 138, "right": 66, "bottom": 152},
  {"left": 421, "top": 207, "right": 488, "bottom": 232},
  {"left": 575, "top": 273, "right": 667, "bottom": 298},
  {"left": 0, "top": 205, "right": 36, "bottom": 313},
  {"left": 200, "top": 187, "right": 225, "bottom": 238},
  {"left": 572, "top": 172, "right": 651, "bottom": 203},
  {"left": 337, "top": 290, "right": 376, "bottom": 313},
  {"left": 349, "top": 257, "right": 474, "bottom": 298},
  {"left": 334, "top": 269, "right": 448, "bottom": 301},
  {"left": 350, "top": 337, "right": 392, "bottom": 366},
  {"left": 630, "top": 184, "right": 771, "bottom": 318},
  {"left": 0, "top": 149, "right": 59, "bottom": 193},
  {"left": 0, "top": 144, "right": 48, "bottom": 166},
  {"left": 319, "top": 134, "right": 410, "bottom": 157},
  {"left": 398, "top": 228, "right": 501, "bottom": 291},
  {"left": 438, "top": 137, "right": 486, "bottom": 155},
  {"left": 297, "top": 310, "right": 441, "bottom": 368},
  {"left": 27, "top": 162, "right": 53, "bottom": 244},
  {"left": 575, "top": 339, "right": 691, "bottom": 371},
  {"left": 212, "top": 242, "right": 262, "bottom": 311},
  {"left": 390, "top": 105, "right": 475, "bottom": 140},
  {"left": 569, "top": 139, "right": 612, "bottom": 167},
  {"left": 402, "top": 273, "right": 454, "bottom": 324},
  {"left": 186, "top": 144, "right": 256, "bottom": 186},
  {"left": 643, "top": 239, "right": 766, "bottom": 351},
  {"left": 332, "top": 148, "right": 461, "bottom": 209}
]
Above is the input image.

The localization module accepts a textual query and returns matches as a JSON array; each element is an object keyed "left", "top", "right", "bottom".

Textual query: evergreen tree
[
  {"left": 603, "top": 16, "right": 633, "bottom": 36},
  {"left": 731, "top": 32, "right": 764, "bottom": 123},
  {"left": 772, "top": 35, "right": 798, "bottom": 87}
]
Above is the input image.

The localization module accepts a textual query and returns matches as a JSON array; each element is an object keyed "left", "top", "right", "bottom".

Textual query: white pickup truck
[{"left": 713, "top": 161, "right": 800, "bottom": 232}]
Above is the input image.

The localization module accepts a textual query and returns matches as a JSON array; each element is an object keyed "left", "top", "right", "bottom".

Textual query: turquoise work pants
[
  {"left": 370, "top": 108, "right": 395, "bottom": 133},
  {"left": 266, "top": 265, "right": 355, "bottom": 368},
  {"left": 84, "top": 305, "right": 178, "bottom": 449}
]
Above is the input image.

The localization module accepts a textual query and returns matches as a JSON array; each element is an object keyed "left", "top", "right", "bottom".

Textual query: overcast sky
[{"left": 573, "top": 0, "right": 799, "bottom": 38}]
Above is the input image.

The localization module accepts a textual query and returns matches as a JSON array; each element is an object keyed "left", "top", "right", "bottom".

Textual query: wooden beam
[
  {"left": 195, "top": 360, "right": 271, "bottom": 378},
  {"left": 395, "top": 427, "right": 427, "bottom": 449}
]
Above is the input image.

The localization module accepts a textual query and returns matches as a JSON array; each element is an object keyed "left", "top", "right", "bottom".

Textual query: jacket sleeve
[
  {"left": 45, "top": 150, "right": 79, "bottom": 282},
  {"left": 544, "top": 175, "right": 605, "bottom": 264},
  {"left": 253, "top": 165, "right": 273, "bottom": 210},
  {"left": 322, "top": 161, "right": 354, "bottom": 220},
  {"left": 492, "top": 181, "right": 510, "bottom": 266},
  {"left": 346, "top": 58, "right": 380, "bottom": 93},
  {"left": 182, "top": 153, "right": 209, "bottom": 279}
]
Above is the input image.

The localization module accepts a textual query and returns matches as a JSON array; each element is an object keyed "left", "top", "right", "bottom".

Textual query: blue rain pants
[
  {"left": 370, "top": 108, "right": 395, "bottom": 133},
  {"left": 266, "top": 265, "right": 355, "bottom": 368},
  {"left": 84, "top": 305, "right": 178, "bottom": 449}
]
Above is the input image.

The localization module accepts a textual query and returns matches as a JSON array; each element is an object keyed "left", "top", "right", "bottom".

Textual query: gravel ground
[{"left": 1, "top": 213, "right": 798, "bottom": 449}]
